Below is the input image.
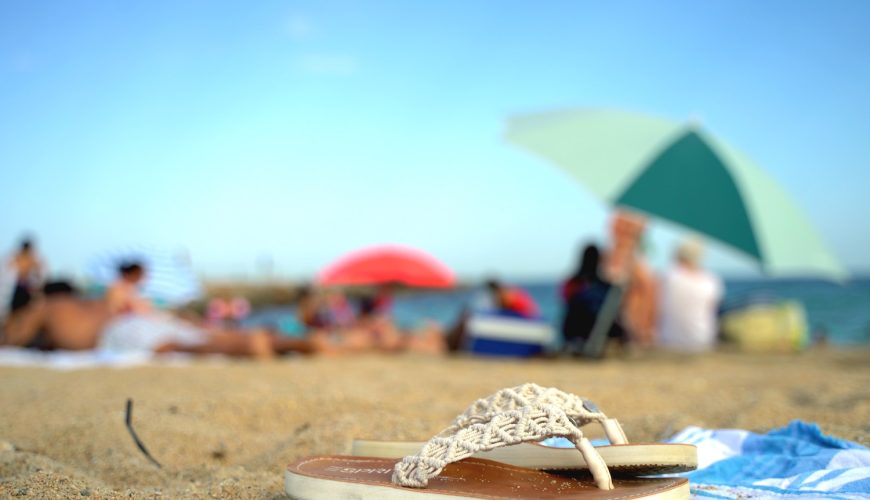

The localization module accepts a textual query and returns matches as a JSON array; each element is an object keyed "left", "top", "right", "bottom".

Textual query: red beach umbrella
[{"left": 318, "top": 245, "right": 455, "bottom": 288}]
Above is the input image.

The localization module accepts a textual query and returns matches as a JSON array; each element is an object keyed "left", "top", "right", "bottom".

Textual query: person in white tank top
[{"left": 658, "top": 239, "right": 723, "bottom": 352}]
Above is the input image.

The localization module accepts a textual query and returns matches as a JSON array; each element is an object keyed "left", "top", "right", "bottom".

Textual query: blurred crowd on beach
[{"left": 0, "top": 208, "right": 762, "bottom": 361}]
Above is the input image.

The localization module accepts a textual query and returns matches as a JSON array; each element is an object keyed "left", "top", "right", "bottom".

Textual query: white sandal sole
[{"left": 353, "top": 440, "right": 697, "bottom": 475}]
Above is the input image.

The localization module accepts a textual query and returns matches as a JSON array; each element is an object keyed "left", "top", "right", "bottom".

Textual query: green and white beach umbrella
[{"left": 506, "top": 109, "right": 846, "bottom": 281}]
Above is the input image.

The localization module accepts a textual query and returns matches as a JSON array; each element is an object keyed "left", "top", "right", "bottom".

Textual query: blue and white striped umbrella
[{"left": 86, "top": 245, "right": 204, "bottom": 307}]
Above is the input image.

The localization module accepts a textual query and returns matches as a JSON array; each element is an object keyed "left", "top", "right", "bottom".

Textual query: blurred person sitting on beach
[
  {"left": 620, "top": 253, "right": 658, "bottom": 348},
  {"left": 291, "top": 286, "right": 375, "bottom": 353},
  {"left": 485, "top": 279, "right": 540, "bottom": 318},
  {"left": 106, "top": 262, "right": 154, "bottom": 315},
  {"left": 601, "top": 211, "right": 658, "bottom": 348},
  {"left": 7, "top": 237, "right": 44, "bottom": 314},
  {"left": 658, "top": 239, "right": 723, "bottom": 352},
  {"left": 351, "top": 285, "right": 445, "bottom": 354},
  {"left": 288, "top": 285, "right": 365, "bottom": 350},
  {"left": 205, "top": 296, "right": 251, "bottom": 327},
  {"left": 296, "top": 285, "right": 329, "bottom": 330},
  {"left": 354, "top": 289, "right": 403, "bottom": 351},
  {"left": 369, "top": 283, "right": 395, "bottom": 314},
  {"left": 296, "top": 286, "right": 357, "bottom": 329},
  {"left": 560, "top": 243, "right": 627, "bottom": 353},
  {"left": 292, "top": 285, "right": 444, "bottom": 355},
  {"left": 323, "top": 289, "right": 355, "bottom": 327}
]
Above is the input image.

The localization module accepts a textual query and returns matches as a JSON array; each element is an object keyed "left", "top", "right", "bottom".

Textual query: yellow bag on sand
[{"left": 721, "top": 301, "right": 809, "bottom": 352}]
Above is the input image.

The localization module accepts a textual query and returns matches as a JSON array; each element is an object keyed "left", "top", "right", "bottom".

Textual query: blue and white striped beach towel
[
  {"left": 543, "top": 420, "right": 869, "bottom": 498},
  {"left": 669, "top": 420, "right": 869, "bottom": 499}
]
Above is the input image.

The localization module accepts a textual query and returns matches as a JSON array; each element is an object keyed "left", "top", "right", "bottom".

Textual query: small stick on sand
[{"left": 124, "top": 399, "right": 161, "bottom": 468}]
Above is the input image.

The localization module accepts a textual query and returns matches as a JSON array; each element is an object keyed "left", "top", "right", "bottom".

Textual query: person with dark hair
[
  {"left": 352, "top": 284, "right": 404, "bottom": 351},
  {"left": 8, "top": 237, "right": 44, "bottom": 313},
  {"left": 485, "top": 278, "right": 539, "bottom": 319},
  {"left": 323, "top": 288, "right": 355, "bottom": 328},
  {"left": 106, "top": 261, "right": 152, "bottom": 315},
  {"left": 348, "top": 283, "right": 442, "bottom": 354},
  {"left": 560, "top": 243, "right": 626, "bottom": 353},
  {"left": 357, "top": 294, "right": 377, "bottom": 318},
  {"left": 295, "top": 285, "right": 329, "bottom": 329},
  {"left": 43, "top": 280, "right": 78, "bottom": 297},
  {"left": 289, "top": 284, "right": 443, "bottom": 355}
]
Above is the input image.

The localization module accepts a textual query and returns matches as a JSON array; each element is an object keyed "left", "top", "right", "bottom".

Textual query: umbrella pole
[{"left": 582, "top": 285, "right": 625, "bottom": 358}]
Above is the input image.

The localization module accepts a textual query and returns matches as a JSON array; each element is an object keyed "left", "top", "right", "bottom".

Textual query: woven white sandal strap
[
  {"left": 602, "top": 418, "right": 628, "bottom": 444},
  {"left": 393, "top": 403, "right": 614, "bottom": 490},
  {"left": 440, "top": 383, "right": 629, "bottom": 445}
]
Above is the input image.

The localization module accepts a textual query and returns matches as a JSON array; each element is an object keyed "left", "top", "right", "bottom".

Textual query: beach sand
[{"left": 1, "top": 349, "right": 868, "bottom": 498}]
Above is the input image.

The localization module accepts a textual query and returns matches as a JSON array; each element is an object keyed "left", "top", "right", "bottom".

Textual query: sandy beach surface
[{"left": 1, "top": 349, "right": 868, "bottom": 498}]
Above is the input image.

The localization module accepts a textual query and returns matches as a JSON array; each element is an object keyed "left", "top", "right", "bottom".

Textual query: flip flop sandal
[
  {"left": 285, "top": 403, "right": 689, "bottom": 499},
  {"left": 352, "top": 383, "right": 696, "bottom": 475}
]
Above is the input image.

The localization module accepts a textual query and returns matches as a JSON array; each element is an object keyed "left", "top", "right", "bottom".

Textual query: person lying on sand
[
  {"left": 0, "top": 282, "right": 319, "bottom": 358},
  {"left": 352, "top": 290, "right": 445, "bottom": 354},
  {"left": 295, "top": 285, "right": 446, "bottom": 355},
  {"left": 2, "top": 279, "right": 445, "bottom": 358}
]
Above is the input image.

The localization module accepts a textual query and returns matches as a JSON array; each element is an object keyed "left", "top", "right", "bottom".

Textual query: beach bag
[{"left": 720, "top": 300, "right": 809, "bottom": 352}]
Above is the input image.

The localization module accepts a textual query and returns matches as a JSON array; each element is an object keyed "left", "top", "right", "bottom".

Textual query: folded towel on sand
[{"left": 670, "top": 420, "right": 869, "bottom": 499}]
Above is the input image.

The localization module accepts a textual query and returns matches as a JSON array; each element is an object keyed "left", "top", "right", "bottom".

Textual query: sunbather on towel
[
  {"left": 350, "top": 288, "right": 446, "bottom": 354},
  {"left": 291, "top": 285, "right": 445, "bottom": 355},
  {"left": 1, "top": 284, "right": 320, "bottom": 358}
]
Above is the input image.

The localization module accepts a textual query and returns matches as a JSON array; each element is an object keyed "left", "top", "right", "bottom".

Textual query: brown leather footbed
[{"left": 286, "top": 456, "right": 689, "bottom": 499}]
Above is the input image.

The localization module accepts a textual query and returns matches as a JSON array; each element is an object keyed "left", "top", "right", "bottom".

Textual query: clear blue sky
[{"left": 1, "top": 0, "right": 868, "bottom": 280}]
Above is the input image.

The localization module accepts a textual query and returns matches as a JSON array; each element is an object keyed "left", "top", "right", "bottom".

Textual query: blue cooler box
[{"left": 466, "top": 313, "right": 555, "bottom": 357}]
